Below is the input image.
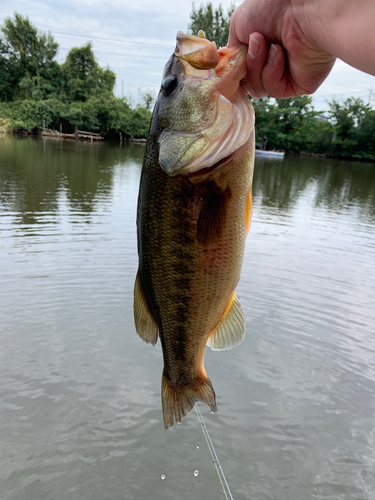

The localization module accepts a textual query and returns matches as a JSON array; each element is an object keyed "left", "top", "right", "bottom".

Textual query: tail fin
[{"left": 161, "top": 373, "right": 217, "bottom": 429}]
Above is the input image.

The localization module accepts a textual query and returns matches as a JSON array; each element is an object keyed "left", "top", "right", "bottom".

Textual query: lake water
[{"left": 1, "top": 136, "right": 375, "bottom": 500}]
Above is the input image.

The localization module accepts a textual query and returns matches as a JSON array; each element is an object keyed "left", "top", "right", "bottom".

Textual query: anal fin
[
  {"left": 134, "top": 271, "right": 158, "bottom": 345},
  {"left": 207, "top": 292, "right": 245, "bottom": 350}
]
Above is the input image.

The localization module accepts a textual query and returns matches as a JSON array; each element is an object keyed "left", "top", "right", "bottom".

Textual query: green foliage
[
  {"left": 0, "top": 39, "right": 13, "bottom": 101},
  {"left": 0, "top": 98, "right": 65, "bottom": 130},
  {"left": 328, "top": 97, "right": 375, "bottom": 157},
  {"left": 0, "top": 13, "right": 59, "bottom": 101},
  {"left": 250, "top": 94, "right": 375, "bottom": 158},
  {"left": 2, "top": 13, "right": 58, "bottom": 67},
  {"left": 62, "top": 43, "right": 116, "bottom": 102},
  {"left": 127, "top": 106, "right": 152, "bottom": 137},
  {"left": 188, "top": 2, "right": 235, "bottom": 47},
  {"left": 140, "top": 90, "right": 155, "bottom": 111},
  {"left": 0, "top": 93, "right": 150, "bottom": 138},
  {"left": 251, "top": 96, "right": 333, "bottom": 153},
  {"left": 0, "top": 13, "right": 151, "bottom": 138}
]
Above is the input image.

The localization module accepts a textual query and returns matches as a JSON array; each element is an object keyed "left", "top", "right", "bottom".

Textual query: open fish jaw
[{"left": 175, "top": 31, "right": 219, "bottom": 70}]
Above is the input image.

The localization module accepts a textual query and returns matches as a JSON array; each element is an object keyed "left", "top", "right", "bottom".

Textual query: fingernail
[
  {"left": 267, "top": 44, "right": 279, "bottom": 63},
  {"left": 249, "top": 34, "right": 260, "bottom": 58}
]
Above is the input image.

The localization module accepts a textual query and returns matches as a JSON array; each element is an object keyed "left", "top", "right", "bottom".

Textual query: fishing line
[{"left": 194, "top": 404, "right": 234, "bottom": 500}]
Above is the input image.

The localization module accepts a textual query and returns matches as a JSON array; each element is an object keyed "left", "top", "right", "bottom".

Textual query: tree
[
  {"left": 0, "top": 14, "right": 153, "bottom": 137},
  {"left": 62, "top": 43, "right": 116, "bottom": 103},
  {"left": 188, "top": 2, "right": 235, "bottom": 47},
  {"left": 328, "top": 97, "right": 375, "bottom": 157},
  {"left": 126, "top": 107, "right": 152, "bottom": 138},
  {"left": 251, "top": 95, "right": 333, "bottom": 153},
  {"left": 0, "top": 39, "right": 13, "bottom": 101},
  {"left": 357, "top": 109, "right": 375, "bottom": 157},
  {"left": 0, "top": 13, "right": 58, "bottom": 100},
  {"left": 139, "top": 90, "right": 155, "bottom": 111},
  {"left": 274, "top": 96, "right": 321, "bottom": 151}
]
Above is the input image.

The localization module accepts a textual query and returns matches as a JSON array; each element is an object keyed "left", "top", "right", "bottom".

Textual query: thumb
[{"left": 227, "top": 5, "right": 244, "bottom": 47}]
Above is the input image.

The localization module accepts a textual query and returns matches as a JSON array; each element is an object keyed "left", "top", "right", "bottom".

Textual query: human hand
[{"left": 228, "top": 0, "right": 336, "bottom": 98}]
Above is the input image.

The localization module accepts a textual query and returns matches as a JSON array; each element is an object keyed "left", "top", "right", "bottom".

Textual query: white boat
[{"left": 255, "top": 149, "right": 285, "bottom": 158}]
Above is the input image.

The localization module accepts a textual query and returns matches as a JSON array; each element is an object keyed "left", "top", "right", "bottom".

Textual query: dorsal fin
[
  {"left": 134, "top": 271, "right": 158, "bottom": 345},
  {"left": 207, "top": 292, "right": 245, "bottom": 350}
]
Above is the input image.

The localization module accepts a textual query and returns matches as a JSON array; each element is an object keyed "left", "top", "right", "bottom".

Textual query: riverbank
[
  {"left": 3, "top": 130, "right": 374, "bottom": 163},
  {"left": 0, "top": 97, "right": 153, "bottom": 143},
  {"left": 292, "top": 150, "right": 375, "bottom": 164},
  {"left": 0, "top": 124, "right": 148, "bottom": 144}
]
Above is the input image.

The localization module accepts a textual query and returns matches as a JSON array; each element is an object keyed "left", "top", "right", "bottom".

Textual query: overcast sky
[{"left": 1, "top": 0, "right": 374, "bottom": 111}]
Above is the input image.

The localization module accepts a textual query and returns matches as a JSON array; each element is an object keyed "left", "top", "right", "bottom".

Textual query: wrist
[{"left": 288, "top": 0, "right": 330, "bottom": 50}]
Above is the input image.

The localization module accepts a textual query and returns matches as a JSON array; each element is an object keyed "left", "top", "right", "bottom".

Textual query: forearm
[{"left": 295, "top": 0, "right": 375, "bottom": 75}]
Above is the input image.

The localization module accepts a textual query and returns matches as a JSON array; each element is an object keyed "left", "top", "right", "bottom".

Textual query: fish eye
[{"left": 162, "top": 76, "right": 178, "bottom": 96}]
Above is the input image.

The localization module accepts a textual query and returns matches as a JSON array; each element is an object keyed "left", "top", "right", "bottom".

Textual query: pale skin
[{"left": 228, "top": 0, "right": 375, "bottom": 98}]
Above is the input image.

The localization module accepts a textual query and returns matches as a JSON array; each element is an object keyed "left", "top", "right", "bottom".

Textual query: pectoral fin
[
  {"left": 197, "top": 181, "right": 231, "bottom": 246},
  {"left": 207, "top": 292, "right": 245, "bottom": 350},
  {"left": 134, "top": 271, "right": 158, "bottom": 345}
]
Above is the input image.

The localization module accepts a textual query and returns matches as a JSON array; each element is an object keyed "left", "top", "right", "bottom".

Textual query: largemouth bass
[{"left": 134, "top": 31, "right": 255, "bottom": 429}]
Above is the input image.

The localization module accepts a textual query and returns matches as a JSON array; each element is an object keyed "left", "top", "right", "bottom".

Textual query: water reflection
[
  {"left": 253, "top": 155, "right": 375, "bottom": 219},
  {"left": 1, "top": 136, "right": 374, "bottom": 225},
  {"left": 312, "top": 159, "right": 375, "bottom": 217},
  {"left": 253, "top": 156, "right": 316, "bottom": 211},
  {"left": 0, "top": 136, "right": 144, "bottom": 225}
]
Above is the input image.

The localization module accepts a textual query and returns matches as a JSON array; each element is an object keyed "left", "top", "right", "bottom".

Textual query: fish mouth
[
  {"left": 214, "top": 45, "right": 248, "bottom": 101},
  {"left": 175, "top": 31, "right": 219, "bottom": 70},
  {"left": 216, "top": 45, "right": 247, "bottom": 76},
  {"left": 174, "top": 31, "right": 247, "bottom": 87}
]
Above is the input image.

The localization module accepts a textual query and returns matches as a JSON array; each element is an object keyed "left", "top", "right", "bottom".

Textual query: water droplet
[
  {"left": 194, "top": 470, "right": 199, "bottom": 477},
  {"left": 211, "top": 411, "right": 215, "bottom": 414},
  {"left": 161, "top": 474, "right": 165, "bottom": 480},
  {"left": 196, "top": 446, "right": 199, "bottom": 449}
]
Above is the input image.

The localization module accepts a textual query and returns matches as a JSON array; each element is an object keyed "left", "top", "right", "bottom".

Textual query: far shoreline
[{"left": 2, "top": 132, "right": 374, "bottom": 164}]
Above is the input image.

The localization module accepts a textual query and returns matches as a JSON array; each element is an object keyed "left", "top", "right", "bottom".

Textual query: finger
[
  {"left": 241, "top": 32, "right": 268, "bottom": 98},
  {"left": 261, "top": 43, "right": 292, "bottom": 98},
  {"left": 262, "top": 44, "right": 315, "bottom": 98},
  {"left": 227, "top": 4, "right": 245, "bottom": 47}
]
